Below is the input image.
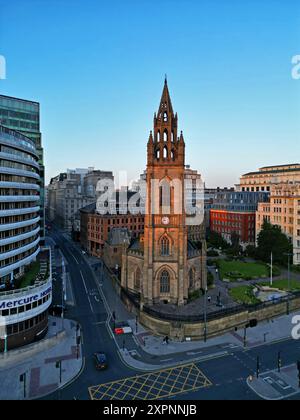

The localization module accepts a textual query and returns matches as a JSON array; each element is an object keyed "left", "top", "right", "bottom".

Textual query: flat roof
[
  {"left": 242, "top": 167, "right": 300, "bottom": 177},
  {"left": 0, "top": 93, "right": 39, "bottom": 106}
]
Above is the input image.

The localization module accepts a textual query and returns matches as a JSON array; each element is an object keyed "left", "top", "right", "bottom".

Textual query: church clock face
[{"left": 162, "top": 216, "right": 170, "bottom": 225}]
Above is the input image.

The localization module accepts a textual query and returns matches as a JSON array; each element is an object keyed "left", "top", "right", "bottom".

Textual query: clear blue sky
[{"left": 0, "top": 0, "right": 299, "bottom": 187}]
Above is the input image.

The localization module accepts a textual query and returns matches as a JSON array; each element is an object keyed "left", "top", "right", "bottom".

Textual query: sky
[{"left": 0, "top": 0, "right": 299, "bottom": 187}]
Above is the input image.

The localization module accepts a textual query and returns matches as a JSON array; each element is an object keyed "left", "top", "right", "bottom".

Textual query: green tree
[
  {"left": 207, "top": 230, "right": 229, "bottom": 250},
  {"left": 256, "top": 220, "right": 292, "bottom": 266}
]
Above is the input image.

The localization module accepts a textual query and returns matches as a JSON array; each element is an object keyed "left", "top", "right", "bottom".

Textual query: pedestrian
[{"left": 165, "top": 335, "right": 169, "bottom": 345}]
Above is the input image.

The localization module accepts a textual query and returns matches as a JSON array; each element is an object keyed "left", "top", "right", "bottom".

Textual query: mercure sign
[{"left": 0, "top": 283, "right": 52, "bottom": 311}]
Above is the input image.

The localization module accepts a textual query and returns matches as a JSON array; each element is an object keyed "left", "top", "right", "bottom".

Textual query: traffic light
[{"left": 278, "top": 352, "right": 282, "bottom": 372}]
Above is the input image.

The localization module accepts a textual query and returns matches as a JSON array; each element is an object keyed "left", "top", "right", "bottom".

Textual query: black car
[
  {"left": 49, "top": 304, "right": 67, "bottom": 316},
  {"left": 93, "top": 352, "right": 108, "bottom": 370}
]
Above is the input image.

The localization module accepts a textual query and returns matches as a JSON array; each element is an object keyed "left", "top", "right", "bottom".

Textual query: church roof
[{"left": 158, "top": 77, "right": 174, "bottom": 116}]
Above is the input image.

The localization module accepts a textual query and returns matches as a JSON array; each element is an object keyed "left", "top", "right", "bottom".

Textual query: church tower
[{"left": 142, "top": 78, "right": 188, "bottom": 306}]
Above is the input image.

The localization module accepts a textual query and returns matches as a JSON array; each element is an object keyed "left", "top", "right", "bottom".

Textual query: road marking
[
  {"left": 80, "top": 270, "right": 94, "bottom": 313},
  {"left": 89, "top": 363, "right": 212, "bottom": 400}
]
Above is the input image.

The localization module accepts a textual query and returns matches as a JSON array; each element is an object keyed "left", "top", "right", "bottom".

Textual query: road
[{"left": 45, "top": 228, "right": 300, "bottom": 400}]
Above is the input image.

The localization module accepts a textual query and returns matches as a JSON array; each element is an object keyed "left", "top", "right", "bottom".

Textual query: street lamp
[
  {"left": 284, "top": 252, "right": 294, "bottom": 315},
  {"left": 203, "top": 285, "right": 208, "bottom": 342},
  {"left": 3, "top": 333, "right": 7, "bottom": 354}
]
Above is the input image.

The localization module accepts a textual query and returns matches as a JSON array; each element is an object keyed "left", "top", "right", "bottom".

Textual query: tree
[
  {"left": 207, "top": 230, "right": 229, "bottom": 250},
  {"left": 230, "top": 232, "right": 242, "bottom": 256},
  {"left": 256, "top": 220, "right": 293, "bottom": 266}
]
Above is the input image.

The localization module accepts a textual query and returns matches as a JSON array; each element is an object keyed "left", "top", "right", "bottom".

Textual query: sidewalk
[
  {"left": 0, "top": 317, "right": 83, "bottom": 400},
  {"left": 247, "top": 364, "right": 300, "bottom": 400}
]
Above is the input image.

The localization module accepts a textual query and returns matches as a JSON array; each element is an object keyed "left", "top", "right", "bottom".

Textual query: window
[
  {"left": 160, "top": 270, "right": 170, "bottom": 293},
  {"left": 163, "top": 130, "right": 168, "bottom": 142},
  {"left": 161, "top": 236, "right": 170, "bottom": 256},
  {"left": 163, "top": 146, "right": 168, "bottom": 159},
  {"left": 163, "top": 112, "right": 168, "bottom": 122},
  {"left": 134, "top": 268, "right": 141, "bottom": 289}
]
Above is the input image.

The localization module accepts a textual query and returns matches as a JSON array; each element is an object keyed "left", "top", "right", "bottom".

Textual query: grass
[
  {"left": 218, "top": 259, "right": 269, "bottom": 281},
  {"left": 229, "top": 286, "right": 261, "bottom": 305},
  {"left": 261, "top": 279, "right": 300, "bottom": 292},
  {"left": 18, "top": 261, "right": 40, "bottom": 289}
]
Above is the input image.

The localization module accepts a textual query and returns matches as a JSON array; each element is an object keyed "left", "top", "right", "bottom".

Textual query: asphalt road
[{"left": 45, "top": 228, "right": 300, "bottom": 401}]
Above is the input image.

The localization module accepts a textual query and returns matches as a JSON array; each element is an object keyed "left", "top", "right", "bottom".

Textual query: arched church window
[
  {"left": 161, "top": 236, "right": 170, "bottom": 256},
  {"left": 171, "top": 131, "right": 174, "bottom": 142},
  {"left": 189, "top": 268, "right": 195, "bottom": 288},
  {"left": 160, "top": 270, "right": 170, "bottom": 293},
  {"left": 163, "top": 130, "right": 168, "bottom": 142},
  {"left": 155, "top": 149, "right": 160, "bottom": 160},
  {"left": 163, "top": 146, "right": 168, "bottom": 159},
  {"left": 134, "top": 267, "right": 141, "bottom": 289},
  {"left": 163, "top": 112, "right": 168, "bottom": 122},
  {"left": 157, "top": 130, "right": 160, "bottom": 142},
  {"left": 171, "top": 149, "right": 175, "bottom": 160}
]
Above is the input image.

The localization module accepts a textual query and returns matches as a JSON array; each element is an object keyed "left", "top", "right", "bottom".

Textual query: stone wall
[{"left": 139, "top": 296, "right": 300, "bottom": 340}]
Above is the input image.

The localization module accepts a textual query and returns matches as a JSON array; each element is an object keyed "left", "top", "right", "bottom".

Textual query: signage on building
[{"left": 0, "top": 282, "right": 52, "bottom": 311}]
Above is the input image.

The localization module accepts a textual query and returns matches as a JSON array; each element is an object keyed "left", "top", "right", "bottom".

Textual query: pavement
[
  {"left": 247, "top": 364, "right": 300, "bottom": 400},
  {"left": 0, "top": 317, "right": 83, "bottom": 400}
]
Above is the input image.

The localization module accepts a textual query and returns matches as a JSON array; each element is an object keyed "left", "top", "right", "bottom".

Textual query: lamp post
[
  {"left": 203, "top": 286, "right": 208, "bottom": 342},
  {"left": 284, "top": 252, "right": 293, "bottom": 315},
  {"left": 270, "top": 252, "right": 273, "bottom": 287},
  {"left": 3, "top": 333, "right": 7, "bottom": 354}
]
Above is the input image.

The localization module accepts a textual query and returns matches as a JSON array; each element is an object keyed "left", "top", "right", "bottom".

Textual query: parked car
[{"left": 93, "top": 352, "right": 108, "bottom": 370}]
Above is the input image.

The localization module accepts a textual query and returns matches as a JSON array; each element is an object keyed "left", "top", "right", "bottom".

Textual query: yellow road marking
[{"left": 88, "top": 363, "right": 212, "bottom": 400}]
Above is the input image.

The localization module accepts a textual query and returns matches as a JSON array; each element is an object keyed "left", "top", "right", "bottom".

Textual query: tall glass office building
[{"left": 0, "top": 94, "right": 45, "bottom": 243}]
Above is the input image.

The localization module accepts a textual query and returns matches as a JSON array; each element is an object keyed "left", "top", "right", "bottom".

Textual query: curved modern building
[{"left": 0, "top": 125, "right": 51, "bottom": 351}]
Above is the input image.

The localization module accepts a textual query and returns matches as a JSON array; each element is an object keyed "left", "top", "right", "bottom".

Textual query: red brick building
[
  {"left": 80, "top": 199, "right": 144, "bottom": 257},
  {"left": 210, "top": 210, "right": 256, "bottom": 245}
]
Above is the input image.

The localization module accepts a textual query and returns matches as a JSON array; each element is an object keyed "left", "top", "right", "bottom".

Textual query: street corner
[{"left": 246, "top": 365, "right": 300, "bottom": 400}]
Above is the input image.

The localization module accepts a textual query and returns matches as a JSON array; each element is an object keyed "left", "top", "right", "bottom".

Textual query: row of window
[
  {"left": 0, "top": 201, "right": 39, "bottom": 211},
  {"left": 0, "top": 212, "right": 38, "bottom": 225},
  {"left": 0, "top": 244, "right": 39, "bottom": 268},
  {"left": 5, "top": 311, "right": 47, "bottom": 337},
  {"left": 0, "top": 234, "right": 39, "bottom": 254},
  {"left": 0, "top": 188, "right": 38, "bottom": 196},
  {"left": 0, "top": 145, "right": 37, "bottom": 162},
  {"left": 0, "top": 159, "right": 39, "bottom": 174},
  {"left": 0, "top": 223, "right": 39, "bottom": 239},
  {"left": 0, "top": 108, "right": 39, "bottom": 122},
  {"left": 0, "top": 174, "right": 38, "bottom": 184},
  {"left": 0, "top": 118, "right": 39, "bottom": 132}
]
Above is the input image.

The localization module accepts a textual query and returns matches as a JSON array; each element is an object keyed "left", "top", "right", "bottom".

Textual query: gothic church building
[{"left": 121, "top": 80, "right": 206, "bottom": 307}]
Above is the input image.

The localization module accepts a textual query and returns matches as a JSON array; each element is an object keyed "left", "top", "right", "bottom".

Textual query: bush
[{"left": 188, "top": 290, "right": 202, "bottom": 301}]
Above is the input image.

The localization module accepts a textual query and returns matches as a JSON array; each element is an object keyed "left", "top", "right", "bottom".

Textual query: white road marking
[{"left": 80, "top": 270, "right": 94, "bottom": 313}]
